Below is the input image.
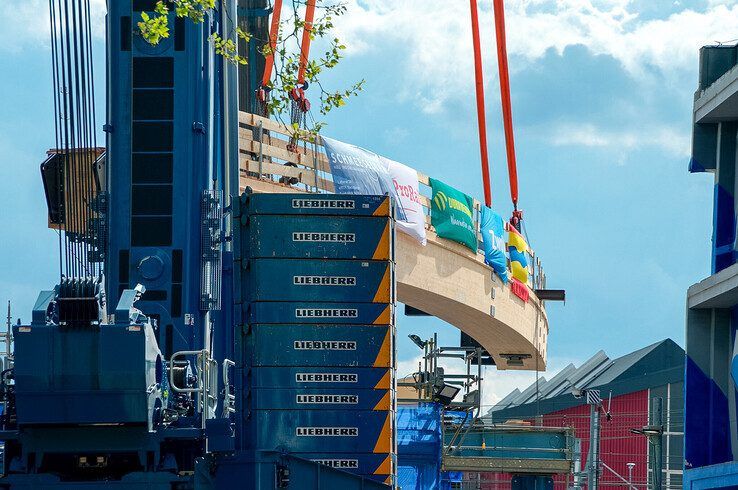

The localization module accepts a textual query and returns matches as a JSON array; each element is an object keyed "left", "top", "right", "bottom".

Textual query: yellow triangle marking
[
  {"left": 372, "top": 264, "right": 391, "bottom": 303},
  {"left": 374, "top": 370, "right": 391, "bottom": 389},
  {"left": 373, "top": 328, "right": 391, "bottom": 367},
  {"left": 372, "top": 413, "right": 392, "bottom": 453},
  {"left": 374, "top": 455, "right": 392, "bottom": 474},
  {"left": 371, "top": 222, "right": 390, "bottom": 260}
]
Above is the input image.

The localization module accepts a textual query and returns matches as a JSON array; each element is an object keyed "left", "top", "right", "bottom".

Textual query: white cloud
[
  {"left": 337, "top": 0, "right": 738, "bottom": 111},
  {"left": 0, "top": 0, "right": 106, "bottom": 53},
  {"left": 546, "top": 122, "right": 690, "bottom": 157}
]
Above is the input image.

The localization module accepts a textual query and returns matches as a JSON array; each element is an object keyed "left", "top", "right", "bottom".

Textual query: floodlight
[
  {"left": 408, "top": 334, "right": 427, "bottom": 349},
  {"left": 433, "top": 383, "right": 461, "bottom": 406}
]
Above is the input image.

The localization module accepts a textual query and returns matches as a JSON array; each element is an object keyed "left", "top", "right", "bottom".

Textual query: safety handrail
[
  {"left": 169, "top": 350, "right": 205, "bottom": 393},
  {"left": 169, "top": 349, "right": 218, "bottom": 428},
  {"left": 222, "top": 359, "right": 236, "bottom": 417}
]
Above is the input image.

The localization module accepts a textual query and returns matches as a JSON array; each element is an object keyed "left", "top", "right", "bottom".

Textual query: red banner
[{"left": 511, "top": 278, "right": 529, "bottom": 302}]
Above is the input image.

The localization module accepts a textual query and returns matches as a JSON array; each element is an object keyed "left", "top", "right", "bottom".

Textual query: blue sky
[{"left": 1, "top": 0, "right": 736, "bottom": 405}]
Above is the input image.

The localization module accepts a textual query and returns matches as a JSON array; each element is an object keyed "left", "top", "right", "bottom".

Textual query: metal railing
[
  {"left": 169, "top": 349, "right": 218, "bottom": 429},
  {"left": 221, "top": 359, "right": 236, "bottom": 418}
]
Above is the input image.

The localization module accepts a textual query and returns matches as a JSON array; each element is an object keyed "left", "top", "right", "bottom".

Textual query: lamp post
[
  {"left": 630, "top": 398, "right": 664, "bottom": 490},
  {"left": 626, "top": 462, "right": 636, "bottom": 489}
]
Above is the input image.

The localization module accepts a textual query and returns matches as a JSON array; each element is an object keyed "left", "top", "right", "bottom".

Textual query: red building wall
[{"left": 471, "top": 390, "right": 650, "bottom": 489}]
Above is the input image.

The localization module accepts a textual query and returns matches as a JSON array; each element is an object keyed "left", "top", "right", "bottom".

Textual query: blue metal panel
[
  {"left": 685, "top": 355, "right": 733, "bottom": 468},
  {"left": 213, "top": 251, "right": 235, "bottom": 368},
  {"left": 205, "top": 451, "right": 391, "bottom": 490},
  {"left": 12, "top": 322, "right": 159, "bottom": 426},
  {"left": 444, "top": 428, "right": 571, "bottom": 460},
  {"left": 713, "top": 184, "right": 736, "bottom": 273},
  {"left": 246, "top": 410, "right": 393, "bottom": 454},
  {"left": 0, "top": 472, "right": 189, "bottom": 489},
  {"left": 244, "top": 259, "right": 392, "bottom": 303},
  {"left": 362, "top": 473, "right": 394, "bottom": 484},
  {"left": 241, "top": 193, "right": 393, "bottom": 217},
  {"left": 684, "top": 461, "right": 738, "bottom": 489},
  {"left": 250, "top": 388, "right": 392, "bottom": 411},
  {"left": 248, "top": 303, "right": 392, "bottom": 324},
  {"left": 250, "top": 367, "right": 392, "bottom": 390},
  {"left": 511, "top": 475, "right": 555, "bottom": 490},
  {"left": 241, "top": 215, "right": 392, "bottom": 260},
  {"left": 297, "top": 452, "right": 393, "bottom": 476},
  {"left": 106, "top": 0, "right": 219, "bottom": 357},
  {"left": 247, "top": 325, "right": 392, "bottom": 367}
]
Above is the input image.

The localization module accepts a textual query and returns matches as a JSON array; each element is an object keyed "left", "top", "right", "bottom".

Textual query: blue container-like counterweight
[
  {"left": 248, "top": 302, "right": 392, "bottom": 325},
  {"left": 250, "top": 387, "right": 392, "bottom": 411},
  {"left": 250, "top": 366, "right": 392, "bottom": 390},
  {"left": 300, "top": 452, "right": 395, "bottom": 478},
  {"left": 247, "top": 324, "right": 392, "bottom": 367},
  {"left": 244, "top": 259, "right": 392, "bottom": 303},
  {"left": 240, "top": 193, "right": 393, "bottom": 217},
  {"left": 241, "top": 215, "right": 392, "bottom": 260},
  {"left": 248, "top": 409, "right": 394, "bottom": 454}
]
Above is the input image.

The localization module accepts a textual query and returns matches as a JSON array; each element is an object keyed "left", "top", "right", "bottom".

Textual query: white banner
[
  {"left": 322, "top": 137, "right": 406, "bottom": 221},
  {"left": 383, "top": 157, "right": 427, "bottom": 246},
  {"left": 322, "top": 136, "right": 426, "bottom": 245}
]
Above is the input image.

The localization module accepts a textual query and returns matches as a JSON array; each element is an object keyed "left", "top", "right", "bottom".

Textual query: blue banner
[
  {"left": 480, "top": 207, "right": 509, "bottom": 283},
  {"left": 322, "top": 136, "right": 407, "bottom": 221}
]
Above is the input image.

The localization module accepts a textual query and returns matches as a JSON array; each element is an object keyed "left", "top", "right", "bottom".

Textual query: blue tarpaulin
[
  {"left": 481, "top": 206, "right": 510, "bottom": 283},
  {"left": 397, "top": 403, "right": 443, "bottom": 489}
]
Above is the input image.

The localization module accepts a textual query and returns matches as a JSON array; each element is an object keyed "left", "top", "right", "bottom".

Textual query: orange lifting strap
[
  {"left": 261, "top": 0, "right": 283, "bottom": 89},
  {"left": 492, "top": 0, "right": 521, "bottom": 218},
  {"left": 469, "top": 0, "right": 493, "bottom": 207},
  {"left": 297, "top": 0, "right": 317, "bottom": 88}
]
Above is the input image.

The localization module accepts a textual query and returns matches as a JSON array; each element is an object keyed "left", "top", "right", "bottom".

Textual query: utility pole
[
  {"left": 585, "top": 389, "right": 602, "bottom": 490},
  {"left": 4, "top": 301, "right": 11, "bottom": 364},
  {"left": 572, "top": 439, "right": 583, "bottom": 489},
  {"left": 649, "top": 398, "right": 664, "bottom": 489}
]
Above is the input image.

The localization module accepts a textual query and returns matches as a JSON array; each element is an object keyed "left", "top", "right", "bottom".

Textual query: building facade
[
  {"left": 686, "top": 43, "right": 738, "bottom": 488},
  {"left": 483, "top": 339, "right": 684, "bottom": 489}
]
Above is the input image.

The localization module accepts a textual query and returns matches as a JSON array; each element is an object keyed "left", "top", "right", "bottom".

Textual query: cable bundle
[{"left": 48, "top": 0, "right": 103, "bottom": 282}]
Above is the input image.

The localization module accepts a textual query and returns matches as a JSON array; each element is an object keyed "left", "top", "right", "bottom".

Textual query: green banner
[{"left": 429, "top": 178, "right": 477, "bottom": 251}]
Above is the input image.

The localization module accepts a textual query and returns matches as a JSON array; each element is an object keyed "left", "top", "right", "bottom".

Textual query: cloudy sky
[{"left": 0, "top": 0, "right": 734, "bottom": 407}]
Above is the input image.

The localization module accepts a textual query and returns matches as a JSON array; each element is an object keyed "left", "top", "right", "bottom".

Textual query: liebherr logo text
[
  {"left": 292, "top": 199, "right": 355, "bottom": 209},
  {"left": 294, "top": 276, "right": 356, "bottom": 286},
  {"left": 295, "top": 308, "right": 358, "bottom": 318},
  {"left": 296, "top": 427, "right": 358, "bottom": 437},
  {"left": 296, "top": 373, "right": 358, "bottom": 383},
  {"left": 296, "top": 394, "right": 359, "bottom": 404},
  {"left": 292, "top": 232, "right": 356, "bottom": 243},
  {"left": 312, "top": 459, "right": 359, "bottom": 469},
  {"left": 294, "top": 341, "right": 357, "bottom": 350}
]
